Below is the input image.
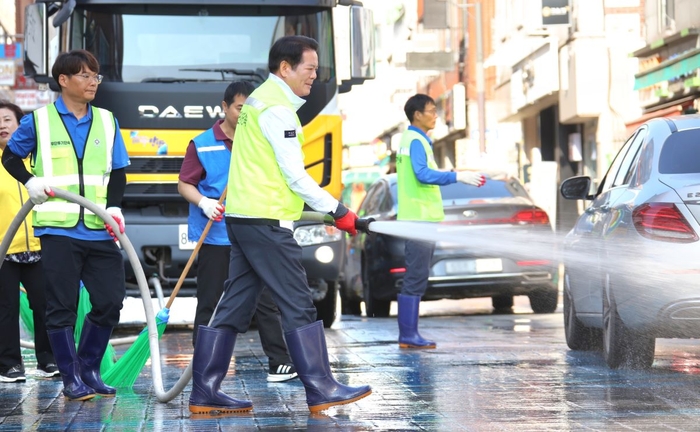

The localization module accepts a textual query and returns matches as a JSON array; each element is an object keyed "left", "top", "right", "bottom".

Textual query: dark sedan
[{"left": 344, "top": 173, "right": 559, "bottom": 317}]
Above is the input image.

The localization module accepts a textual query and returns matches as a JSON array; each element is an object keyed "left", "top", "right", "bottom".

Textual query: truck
[{"left": 22, "top": 0, "right": 375, "bottom": 327}]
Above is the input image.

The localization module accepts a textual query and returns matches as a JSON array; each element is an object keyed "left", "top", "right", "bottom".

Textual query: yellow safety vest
[
  {"left": 0, "top": 148, "right": 41, "bottom": 254},
  {"left": 226, "top": 78, "right": 305, "bottom": 220},
  {"left": 32, "top": 103, "right": 115, "bottom": 229},
  {"left": 396, "top": 129, "right": 445, "bottom": 222}
]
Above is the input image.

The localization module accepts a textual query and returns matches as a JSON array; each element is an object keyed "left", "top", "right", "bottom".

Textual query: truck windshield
[{"left": 72, "top": 8, "right": 334, "bottom": 83}]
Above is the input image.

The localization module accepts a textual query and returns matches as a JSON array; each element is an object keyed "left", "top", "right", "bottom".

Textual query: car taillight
[
  {"left": 512, "top": 209, "right": 550, "bottom": 225},
  {"left": 632, "top": 203, "right": 699, "bottom": 243}
]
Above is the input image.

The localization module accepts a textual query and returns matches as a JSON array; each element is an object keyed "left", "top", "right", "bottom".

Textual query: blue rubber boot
[
  {"left": 398, "top": 294, "right": 436, "bottom": 349},
  {"left": 76, "top": 317, "right": 116, "bottom": 397},
  {"left": 285, "top": 321, "right": 372, "bottom": 413},
  {"left": 47, "top": 328, "right": 95, "bottom": 401},
  {"left": 188, "top": 326, "right": 253, "bottom": 414}
]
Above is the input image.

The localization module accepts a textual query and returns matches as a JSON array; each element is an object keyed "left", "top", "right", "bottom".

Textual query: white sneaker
[
  {"left": 0, "top": 365, "right": 26, "bottom": 383},
  {"left": 267, "top": 364, "right": 298, "bottom": 382},
  {"left": 36, "top": 363, "right": 60, "bottom": 378}
]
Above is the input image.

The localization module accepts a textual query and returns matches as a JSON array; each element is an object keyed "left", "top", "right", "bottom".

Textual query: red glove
[
  {"left": 105, "top": 207, "right": 125, "bottom": 241},
  {"left": 335, "top": 209, "right": 359, "bottom": 236}
]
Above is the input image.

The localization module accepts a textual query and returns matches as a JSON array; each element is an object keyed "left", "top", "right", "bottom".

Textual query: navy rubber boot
[
  {"left": 188, "top": 326, "right": 253, "bottom": 414},
  {"left": 76, "top": 318, "right": 116, "bottom": 397},
  {"left": 47, "top": 328, "right": 95, "bottom": 401},
  {"left": 285, "top": 321, "right": 371, "bottom": 413},
  {"left": 397, "top": 294, "right": 436, "bottom": 349}
]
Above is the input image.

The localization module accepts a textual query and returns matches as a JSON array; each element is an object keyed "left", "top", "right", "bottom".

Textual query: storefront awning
[{"left": 634, "top": 48, "right": 700, "bottom": 90}]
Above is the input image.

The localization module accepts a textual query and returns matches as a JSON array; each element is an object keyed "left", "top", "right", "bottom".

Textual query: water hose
[
  {"left": 0, "top": 193, "right": 375, "bottom": 402},
  {"left": 0, "top": 189, "right": 190, "bottom": 402}
]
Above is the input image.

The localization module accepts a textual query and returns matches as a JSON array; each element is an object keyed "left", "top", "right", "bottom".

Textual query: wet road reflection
[{"left": 3, "top": 297, "right": 700, "bottom": 430}]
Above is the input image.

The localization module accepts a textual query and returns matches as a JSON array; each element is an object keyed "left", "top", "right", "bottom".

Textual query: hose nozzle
[{"left": 355, "top": 217, "right": 374, "bottom": 234}]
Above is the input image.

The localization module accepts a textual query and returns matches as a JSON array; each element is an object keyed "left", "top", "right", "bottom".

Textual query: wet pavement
[{"left": 4, "top": 297, "right": 700, "bottom": 431}]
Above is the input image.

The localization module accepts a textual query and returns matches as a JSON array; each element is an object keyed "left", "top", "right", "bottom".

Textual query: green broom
[
  {"left": 19, "top": 287, "right": 34, "bottom": 335},
  {"left": 102, "top": 188, "right": 226, "bottom": 388}
]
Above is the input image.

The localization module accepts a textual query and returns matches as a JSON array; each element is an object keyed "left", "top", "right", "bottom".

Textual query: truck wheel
[{"left": 314, "top": 280, "right": 338, "bottom": 328}]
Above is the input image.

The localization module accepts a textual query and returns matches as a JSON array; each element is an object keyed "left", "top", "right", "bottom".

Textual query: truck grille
[
  {"left": 124, "top": 183, "right": 182, "bottom": 201},
  {"left": 126, "top": 157, "right": 183, "bottom": 174}
]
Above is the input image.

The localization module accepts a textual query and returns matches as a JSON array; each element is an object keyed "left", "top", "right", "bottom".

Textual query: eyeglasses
[
  {"left": 72, "top": 73, "right": 103, "bottom": 84},
  {"left": 422, "top": 108, "right": 437, "bottom": 115}
]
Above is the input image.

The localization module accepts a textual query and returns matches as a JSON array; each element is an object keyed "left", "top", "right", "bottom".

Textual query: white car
[{"left": 560, "top": 115, "right": 700, "bottom": 369}]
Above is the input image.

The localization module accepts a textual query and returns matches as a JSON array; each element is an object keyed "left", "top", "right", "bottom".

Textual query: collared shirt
[
  {"left": 8, "top": 96, "right": 130, "bottom": 240},
  {"left": 408, "top": 125, "right": 457, "bottom": 186},
  {"left": 257, "top": 73, "right": 338, "bottom": 214},
  {"left": 179, "top": 119, "right": 230, "bottom": 186}
]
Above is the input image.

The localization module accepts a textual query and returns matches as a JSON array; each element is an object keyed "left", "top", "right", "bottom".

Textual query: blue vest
[{"left": 189, "top": 128, "right": 230, "bottom": 245}]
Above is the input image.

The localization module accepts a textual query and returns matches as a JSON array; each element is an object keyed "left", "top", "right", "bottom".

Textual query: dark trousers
[
  {"left": 211, "top": 223, "right": 317, "bottom": 334},
  {"left": 39, "top": 235, "right": 125, "bottom": 329},
  {"left": 194, "top": 243, "right": 291, "bottom": 367},
  {"left": 401, "top": 240, "right": 435, "bottom": 297},
  {"left": 0, "top": 260, "right": 54, "bottom": 369}
]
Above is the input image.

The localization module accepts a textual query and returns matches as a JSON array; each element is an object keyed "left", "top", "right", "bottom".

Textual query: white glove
[
  {"left": 457, "top": 171, "right": 486, "bottom": 187},
  {"left": 198, "top": 197, "right": 225, "bottom": 221},
  {"left": 105, "top": 207, "right": 125, "bottom": 240},
  {"left": 24, "top": 176, "right": 54, "bottom": 204}
]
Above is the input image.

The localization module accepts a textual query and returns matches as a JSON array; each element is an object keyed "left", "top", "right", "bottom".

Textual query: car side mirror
[{"left": 560, "top": 176, "right": 595, "bottom": 200}]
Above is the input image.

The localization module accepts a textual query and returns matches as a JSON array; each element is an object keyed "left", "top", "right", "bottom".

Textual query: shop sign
[
  {"left": 0, "top": 60, "right": 15, "bottom": 86},
  {"left": 542, "top": 0, "right": 570, "bottom": 26}
]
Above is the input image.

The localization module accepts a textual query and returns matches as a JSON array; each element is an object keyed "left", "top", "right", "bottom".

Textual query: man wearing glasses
[
  {"left": 2, "top": 49, "right": 129, "bottom": 401},
  {"left": 395, "top": 94, "right": 485, "bottom": 349}
]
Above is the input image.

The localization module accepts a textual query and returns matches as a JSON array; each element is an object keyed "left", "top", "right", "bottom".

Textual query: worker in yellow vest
[
  {"left": 1, "top": 50, "right": 129, "bottom": 401},
  {"left": 188, "top": 36, "right": 371, "bottom": 415},
  {"left": 396, "top": 94, "right": 485, "bottom": 349},
  {"left": 0, "top": 101, "right": 59, "bottom": 382}
]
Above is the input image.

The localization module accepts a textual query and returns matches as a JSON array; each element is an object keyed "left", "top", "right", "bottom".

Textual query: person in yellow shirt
[{"left": 0, "top": 101, "right": 58, "bottom": 382}]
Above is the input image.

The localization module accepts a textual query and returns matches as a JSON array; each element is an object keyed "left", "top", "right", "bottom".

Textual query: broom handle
[{"left": 165, "top": 187, "right": 227, "bottom": 309}]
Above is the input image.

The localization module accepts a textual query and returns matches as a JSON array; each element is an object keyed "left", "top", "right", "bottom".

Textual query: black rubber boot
[
  {"left": 285, "top": 321, "right": 372, "bottom": 413},
  {"left": 397, "top": 294, "right": 436, "bottom": 349},
  {"left": 76, "top": 317, "right": 116, "bottom": 397},
  {"left": 47, "top": 328, "right": 95, "bottom": 401},
  {"left": 188, "top": 326, "right": 253, "bottom": 414}
]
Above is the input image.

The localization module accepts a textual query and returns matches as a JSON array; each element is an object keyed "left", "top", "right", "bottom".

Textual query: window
[
  {"left": 599, "top": 129, "right": 642, "bottom": 193},
  {"left": 659, "top": 129, "right": 700, "bottom": 174},
  {"left": 72, "top": 7, "right": 334, "bottom": 83},
  {"left": 612, "top": 128, "right": 646, "bottom": 187}
]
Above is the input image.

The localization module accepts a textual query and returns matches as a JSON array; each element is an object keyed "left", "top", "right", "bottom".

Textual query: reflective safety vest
[
  {"left": 226, "top": 78, "right": 304, "bottom": 220},
  {"left": 189, "top": 128, "right": 229, "bottom": 245},
  {"left": 32, "top": 103, "right": 115, "bottom": 229},
  {"left": 396, "top": 129, "right": 444, "bottom": 222}
]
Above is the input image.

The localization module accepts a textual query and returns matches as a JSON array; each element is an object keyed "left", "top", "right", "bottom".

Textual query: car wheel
[
  {"left": 491, "top": 295, "right": 513, "bottom": 312},
  {"left": 339, "top": 283, "right": 362, "bottom": 316},
  {"left": 602, "top": 275, "right": 655, "bottom": 369},
  {"left": 362, "top": 258, "right": 391, "bottom": 318},
  {"left": 563, "top": 272, "right": 601, "bottom": 351},
  {"left": 528, "top": 287, "right": 559, "bottom": 314},
  {"left": 314, "top": 280, "right": 338, "bottom": 328}
]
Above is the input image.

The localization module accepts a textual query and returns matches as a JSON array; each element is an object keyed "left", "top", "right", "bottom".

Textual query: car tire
[
  {"left": 339, "top": 282, "right": 362, "bottom": 316},
  {"left": 362, "top": 258, "right": 391, "bottom": 318},
  {"left": 491, "top": 295, "right": 514, "bottom": 312},
  {"left": 314, "top": 280, "right": 338, "bottom": 328},
  {"left": 563, "top": 272, "right": 601, "bottom": 351},
  {"left": 528, "top": 287, "right": 559, "bottom": 314},
  {"left": 602, "top": 275, "right": 655, "bottom": 369}
]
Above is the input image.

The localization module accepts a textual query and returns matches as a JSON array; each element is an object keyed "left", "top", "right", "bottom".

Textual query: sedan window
[
  {"left": 440, "top": 180, "right": 513, "bottom": 201},
  {"left": 659, "top": 129, "right": 700, "bottom": 174}
]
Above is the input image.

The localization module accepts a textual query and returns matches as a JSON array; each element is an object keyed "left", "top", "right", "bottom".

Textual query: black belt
[{"left": 225, "top": 217, "right": 281, "bottom": 227}]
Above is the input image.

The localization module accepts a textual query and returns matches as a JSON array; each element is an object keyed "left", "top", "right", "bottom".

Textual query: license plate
[
  {"left": 445, "top": 259, "right": 476, "bottom": 275},
  {"left": 476, "top": 258, "right": 502, "bottom": 273},
  {"left": 444, "top": 258, "right": 503, "bottom": 275},
  {"left": 178, "top": 224, "right": 197, "bottom": 250}
]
